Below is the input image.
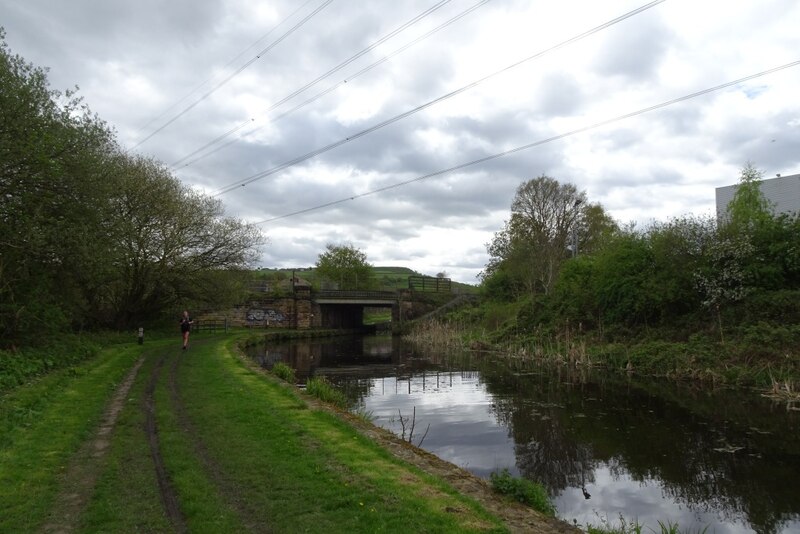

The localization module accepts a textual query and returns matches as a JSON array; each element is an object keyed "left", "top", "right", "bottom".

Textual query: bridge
[
  {"left": 312, "top": 289, "right": 407, "bottom": 330},
  {"left": 218, "top": 277, "right": 454, "bottom": 333}
]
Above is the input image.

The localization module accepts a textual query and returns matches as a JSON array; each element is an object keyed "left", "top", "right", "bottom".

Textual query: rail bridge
[
  {"left": 215, "top": 277, "right": 453, "bottom": 333},
  {"left": 313, "top": 290, "right": 402, "bottom": 329}
]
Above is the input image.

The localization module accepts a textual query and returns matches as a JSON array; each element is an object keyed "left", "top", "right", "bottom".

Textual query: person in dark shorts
[{"left": 180, "top": 310, "right": 193, "bottom": 350}]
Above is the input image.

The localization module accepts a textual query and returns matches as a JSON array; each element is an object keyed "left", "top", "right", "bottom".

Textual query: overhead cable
[
  {"left": 173, "top": 0, "right": 490, "bottom": 169},
  {"left": 252, "top": 59, "right": 800, "bottom": 225},
  {"left": 131, "top": 0, "right": 335, "bottom": 150},
  {"left": 211, "top": 0, "right": 666, "bottom": 196},
  {"left": 170, "top": 0, "right": 457, "bottom": 167},
  {"left": 134, "top": 0, "right": 317, "bottom": 136}
]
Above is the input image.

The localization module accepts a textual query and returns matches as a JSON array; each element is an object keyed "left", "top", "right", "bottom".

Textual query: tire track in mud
[
  {"left": 167, "top": 342, "right": 271, "bottom": 532},
  {"left": 144, "top": 350, "right": 188, "bottom": 533},
  {"left": 41, "top": 356, "right": 145, "bottom": 534}
]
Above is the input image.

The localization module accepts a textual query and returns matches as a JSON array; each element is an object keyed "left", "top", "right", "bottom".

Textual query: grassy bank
[{"left": 2, "top": 333, "right": 567, "bottom": 532}]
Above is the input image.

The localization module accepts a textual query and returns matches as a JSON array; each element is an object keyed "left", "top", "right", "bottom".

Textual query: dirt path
[
  {"left": 41, "top": 356, "right": 145, "bottom": 534},
  {"left": 144, "top": 350, "right": 188, "bottom": 533},
  {"left": 167, "top": 345, "right": 271, "bottom": 532}
]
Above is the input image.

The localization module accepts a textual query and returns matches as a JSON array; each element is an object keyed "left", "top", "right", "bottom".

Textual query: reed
[{"left": 403, "top": 320, "right": 468, "bottom": 352}]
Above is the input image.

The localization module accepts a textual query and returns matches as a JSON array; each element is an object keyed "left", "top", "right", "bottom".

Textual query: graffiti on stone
[{"left": 247, "top": 308, "right": 286, "bottom": 324}]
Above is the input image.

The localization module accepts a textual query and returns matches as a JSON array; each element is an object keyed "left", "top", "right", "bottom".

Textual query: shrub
[
  {"left": 0, "top": 336, "right": 100, "bottom": 393},
  {"left": 489, "top": 468, "right": 555, "bottom": 516},
  {"left": 271, "top": 362, "right": 296, "bottom": 383}
]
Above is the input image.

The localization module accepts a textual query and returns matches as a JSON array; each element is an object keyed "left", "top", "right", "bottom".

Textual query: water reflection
[{"left": 247, "top": 335, "right": 800, "bottom": 533}]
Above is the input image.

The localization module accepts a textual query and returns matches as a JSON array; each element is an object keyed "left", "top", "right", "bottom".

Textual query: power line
[
  {"left": 211, "top": 0, "right": 665, "bottom": 196},
  {"left": 173, "top": 0, "right": 490, "bottom": 170},
  {"left": 130, "top": 0, "right": 335, "bottom": 150},
  {"left": 251, "top": 59, "right": 800, "bottom": 225},
  {"left": 169, "top": 0, "right": 457, "bottom": 168},
  {"left": 134, "top": 0, "right": 318, "bottom": 136}
]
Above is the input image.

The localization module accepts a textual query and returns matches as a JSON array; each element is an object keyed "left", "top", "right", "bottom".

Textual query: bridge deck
[{"left": 313, "top": 290, "right": 397, "bottom": 306}]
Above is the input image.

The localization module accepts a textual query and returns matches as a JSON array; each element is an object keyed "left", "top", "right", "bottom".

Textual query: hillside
[{"left": 256, "top": 266, "right": 477, "bottom": 293}]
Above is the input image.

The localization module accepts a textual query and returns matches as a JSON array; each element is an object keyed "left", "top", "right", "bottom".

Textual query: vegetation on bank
[
  {"left": 415, "top": 168, "right": 800, "bottom": 389},
  {"left": 489, "top": 469, "right": 555, "bottom": 516}
]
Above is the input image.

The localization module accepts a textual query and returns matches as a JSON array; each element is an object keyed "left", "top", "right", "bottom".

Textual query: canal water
[{"left": 247, "top": 334, "right": 800, "bottom": 534}]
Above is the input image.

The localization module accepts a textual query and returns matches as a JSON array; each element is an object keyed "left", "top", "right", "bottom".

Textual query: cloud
[{"left": 2, "top": 0, "right": 800, "bottom": 282}]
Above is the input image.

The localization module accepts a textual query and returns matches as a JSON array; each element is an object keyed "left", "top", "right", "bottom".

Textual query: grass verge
[
  {"left": 0, "top": 341, "right": 148, "bottom": 532},
  {"left": 173, "top": 336, "right": 509, "bottom": 532}
]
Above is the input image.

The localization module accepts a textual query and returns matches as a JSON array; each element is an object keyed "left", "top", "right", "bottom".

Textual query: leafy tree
[
  {"left": 576, "top": 202, "right": 618, "bottom": 256},
  {"left": 0, "top": 32, "right": 264, "bottom": 343},
  {"left": 98, "top": 155, "right": 262, "bottom": 327},
  {"left": 483, "top": 176, "right": 612, "bottom": 298},
  {"left": 725, "top": 162, "right": 773, "bottom": 232},
  {"left": 645, "top": 216, "right": 715, "bottom": 321},
  {"left": 552, "top": 256, "right": 599, "bottom": 329},
  {"left": 315, "top": 243, "right": 375, "bottom": 290},
  {"left": 0, "top": 30, "right": 116, "bottom": 342},
  {"left": 590, "top": 232, "right": 656, "bottom": 328}
]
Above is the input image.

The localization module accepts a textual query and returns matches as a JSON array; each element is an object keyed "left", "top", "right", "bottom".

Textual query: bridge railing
[
  {"left": 408, "top": 275, "right": 451, "bottom": 293},
  {"left": 313, "top": 290, "right": 397, "bottom": 300}
]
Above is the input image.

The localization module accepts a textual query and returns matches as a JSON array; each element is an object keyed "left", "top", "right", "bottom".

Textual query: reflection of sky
[
  {"left": 555, "top": 466, "right": 781, "bottom": 534},
  {"left": 364, "top": 374, "right": 518, "bottom": 476},
  {"left": 344, "top": 371, "right": 800, "bottom": 534}
]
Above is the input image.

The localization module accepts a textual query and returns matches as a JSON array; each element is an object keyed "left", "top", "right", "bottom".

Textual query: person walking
[{"left": 180, "top": 310, "right": 193, "bottom": 350}]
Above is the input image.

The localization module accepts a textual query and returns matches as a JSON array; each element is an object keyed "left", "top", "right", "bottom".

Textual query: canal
[{"left": 247, "top": 334, "right": 800, "bottom": 533}]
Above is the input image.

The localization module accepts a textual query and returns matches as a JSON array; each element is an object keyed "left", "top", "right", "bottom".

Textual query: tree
[
  {"left": 0, "top": 33, "right": 264, "bottom": 341},
  {"left": 725, "top": 162, "right": 773, "bottom": 232},
  {"left": 315, "top": 244, "right": 374, "bottom": 290},
  {"left": 0, "top": 30, "right": 117, "bottom": 342},
  {"left": 483, "top": 176, "right": 598, "bottom": 297},
  {"left": 694, "top": 235, "right": 754, "bottom": 343},
  {"left": 98, "top": 155, "right": 263, "bottom": 327}
]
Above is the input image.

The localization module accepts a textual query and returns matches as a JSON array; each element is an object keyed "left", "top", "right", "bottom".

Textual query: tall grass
[
  {"left": 0, "top": 336, "right": 101, "bottom": 393},
  {"left": 305, "top": 377, "right": 347, "bottom": 408},
  {"left": 404, "top": 320, "right": 467, "bottom": 352},
  {"left": 270, "top": 361, "right": 296, "bottom": 383},
  {"left": 586, "top": 515, "right": 709, "bottom": 534}
]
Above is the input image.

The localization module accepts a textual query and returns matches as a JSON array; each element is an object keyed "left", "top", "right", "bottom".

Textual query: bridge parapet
[{"left": 314, "top": 290, "right": 397, "bottom": 301}]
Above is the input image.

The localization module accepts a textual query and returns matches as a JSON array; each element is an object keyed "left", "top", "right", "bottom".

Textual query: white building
[{"left": 716, "top": 173, "right": 800, "bottom": 220}]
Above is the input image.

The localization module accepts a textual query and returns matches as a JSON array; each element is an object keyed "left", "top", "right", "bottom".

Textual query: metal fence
[
  {"left": 193, "top": 319, "right": 228, "bottom": 333},
  {"left": 408, "top": 275, "right": 451, "bottom": 293}
]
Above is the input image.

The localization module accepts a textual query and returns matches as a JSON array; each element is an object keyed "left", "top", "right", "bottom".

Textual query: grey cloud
[
  {"left": 534, "top": 72, "right": 584, "bottom": 117},
  {"left": 593, "top": 13, "right": 671, "bottom": 81}
]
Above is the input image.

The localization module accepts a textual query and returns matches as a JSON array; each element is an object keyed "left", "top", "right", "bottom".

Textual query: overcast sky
[{"left": 2, "top": 0, "right": 799, "bottom": 283}]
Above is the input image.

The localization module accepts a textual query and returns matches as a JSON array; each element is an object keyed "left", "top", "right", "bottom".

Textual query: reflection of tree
[
  {"left": 256, "top": 335, "right": 800, "bottom": 534},
  {"left": 486, "top": 367, "right": 597, "bottom": 493},
  {"left": 478, "top": 361, "right": 800, "bottom": 534}
]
